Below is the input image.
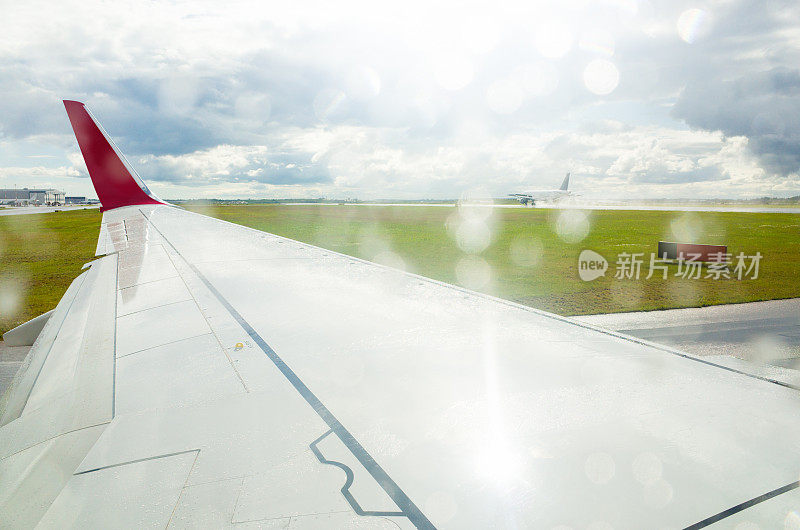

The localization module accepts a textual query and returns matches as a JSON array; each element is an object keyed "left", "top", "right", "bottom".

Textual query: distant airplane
[{"left": 510, "top": 172, "right": 571, "bottom": 206}]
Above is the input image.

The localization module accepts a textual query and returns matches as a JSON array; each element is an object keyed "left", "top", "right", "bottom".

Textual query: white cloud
[
  {"left": 0, "top": 165, "right": 80, "bottom": 180},
  {"left": 128, "top": 124, "right": 773, "bottom": 199},
  {"left": 0, "top": 0, "right": 798, "bottom": 199}
]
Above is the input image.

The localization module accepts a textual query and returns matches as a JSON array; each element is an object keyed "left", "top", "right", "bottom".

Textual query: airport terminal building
[{"left": 0, "top": 188, "right": 66, "bottom": 205}]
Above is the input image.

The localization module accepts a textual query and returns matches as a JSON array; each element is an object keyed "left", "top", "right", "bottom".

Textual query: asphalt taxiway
[
  {"left": 556, "top": 203, "right": 800, "bottom": 214},
  {"left": 281, "top": 202, "right": 800, "bottom": 214}
]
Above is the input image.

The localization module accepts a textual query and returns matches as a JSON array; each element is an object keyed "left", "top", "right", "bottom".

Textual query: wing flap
[
  {"left": 0, "top": 272, "right": 87, "bottom": 426},
  {"left": 0, "top": 255, "right": 116, "bottom": 454},
  {"left": 0, "top": 255, "right": 117, "bottom": 526},
  {"left": 0, "top": 424, "right": 106, "bottom": 528}
]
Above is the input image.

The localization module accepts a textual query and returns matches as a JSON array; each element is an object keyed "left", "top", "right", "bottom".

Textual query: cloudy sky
[{"left": 1, "top": 0, "right": 799, "bottom": 200}]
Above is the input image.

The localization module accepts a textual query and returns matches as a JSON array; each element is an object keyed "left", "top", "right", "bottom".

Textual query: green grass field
[
  {"left": 1, "top": 204, "right": 798, "bottom": 334},
  {"left": 0, "top": 209, "right": 101, "bottom": 334},
  {"left": 184, "top": 204, "right": 800, "bottom": 315}
]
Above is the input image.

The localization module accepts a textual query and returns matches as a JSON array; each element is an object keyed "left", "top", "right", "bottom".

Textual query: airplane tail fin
[
  {"left": 63, "top": 100, "right": 165, "bottom": 212},
  {"left": 559, "top": 172, "right": 570, "bottom": 191}
]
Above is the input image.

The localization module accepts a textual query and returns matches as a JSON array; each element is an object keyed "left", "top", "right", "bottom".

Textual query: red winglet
[{"left": 63, "top": 100, "right": 166, "bottom": 212}]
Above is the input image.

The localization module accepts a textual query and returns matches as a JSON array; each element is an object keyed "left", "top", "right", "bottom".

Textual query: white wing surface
[{"left": 2, "top": 102, "right": 799, "bottom": 528}]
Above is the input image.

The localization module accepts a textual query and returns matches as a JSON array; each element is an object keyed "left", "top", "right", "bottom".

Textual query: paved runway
[
  {"left": 576, "top": 298, "right": 800, "bottom": 387},
  {"left": 0, "top": 205, "right": 99, "bottom": 216},
  {"left": 281, "top": 202, "right": 800, "bottom": 213},
  {"left": 576, "top": 298, "right": 800, "bottom": 362},
  {"left": 554, "top": 203, "right": 800, "bottom": 214},
  {"left": 5, "top": 202, "right": 793, "bottom": 215}
]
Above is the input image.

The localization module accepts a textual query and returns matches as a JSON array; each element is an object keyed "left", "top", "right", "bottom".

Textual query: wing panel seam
[
  {"left": 140, "top": 209, "right": 435, "bottom": 530},
  {"left": 684, "top": 479, "right": 800, "bottom": 529},
  {"left": 73, "top": 448, "right": 199, "bottom": 476}
]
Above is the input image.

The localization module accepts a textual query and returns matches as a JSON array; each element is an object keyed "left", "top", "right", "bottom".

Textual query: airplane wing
[{"left": 2, "top": 102, "right": 800, "bottom": 528}]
